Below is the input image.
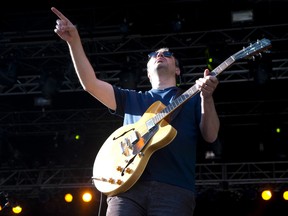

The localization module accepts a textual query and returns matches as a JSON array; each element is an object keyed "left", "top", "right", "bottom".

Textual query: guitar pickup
[
  {"left": 130, "top": 130, "right": 140, "bottom": 146},
  {"left": 146, "top": 119, "right": 155, "bottom": 130}
]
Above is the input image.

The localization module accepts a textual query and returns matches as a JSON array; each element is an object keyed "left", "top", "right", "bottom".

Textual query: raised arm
[
  {"left": 51, "top": 7, "right": 116, "bottom": 110},
  {"left": 196, "top": 69, "right": 220, "bottom": 143}
]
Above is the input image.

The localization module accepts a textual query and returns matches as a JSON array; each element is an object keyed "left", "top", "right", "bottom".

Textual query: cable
[{"left": 97, "top": 192, "right": 103, "bottom": 216}]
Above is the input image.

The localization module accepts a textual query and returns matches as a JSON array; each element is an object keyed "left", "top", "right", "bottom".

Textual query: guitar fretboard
[
  {"left": 152, "top": 85, "right": 199, "bottom": 124},
  {"left": 210, "top": 56, "right": 235, "bottom": 76}
]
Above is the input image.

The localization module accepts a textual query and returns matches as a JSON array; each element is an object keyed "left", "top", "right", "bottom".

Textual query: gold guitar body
[{"left": 92, "top": 101, "right": 177, "bottom": 196}]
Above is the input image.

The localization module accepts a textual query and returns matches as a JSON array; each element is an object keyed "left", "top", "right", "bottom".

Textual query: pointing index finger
[{"left": 51, "top": 7, "right": 68, "bottom": 21}]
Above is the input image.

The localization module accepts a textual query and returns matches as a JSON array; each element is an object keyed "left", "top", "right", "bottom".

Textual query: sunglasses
[{"left": 148, "top": 51, "right": 174, "bottom": 59}]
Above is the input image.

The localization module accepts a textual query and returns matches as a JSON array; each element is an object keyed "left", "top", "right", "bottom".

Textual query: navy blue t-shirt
[{"left": 112, "top": 85, "right": 201, "bottom": 192}]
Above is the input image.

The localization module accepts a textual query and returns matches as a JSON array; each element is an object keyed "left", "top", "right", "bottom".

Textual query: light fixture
[
  {"left": 282, "top": 189, "right": 288, "bottom": 201},
  {"left": 171, "top": 14, "right": 184, "bottom": 32},
  {"left": 119, "top": 18, "right": 133, "bottom": 34},
  {"left": 261, "top": 189, "right": 273, "bottom": 201},
  {"left": 34, "top": 96, "right": 52, "bottom": 107},
  {"left": 231, "top": 10, "right": 253, "bottom": 23},
  {"left": 64, "top": 193, "right": 73, "bottom": 203}
]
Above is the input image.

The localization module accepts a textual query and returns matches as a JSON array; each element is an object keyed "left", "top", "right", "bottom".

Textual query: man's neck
[
  {"left": 152, "top": 84, "right": 176, "bottom": 90},
  {"left": 150, "top": 76, "right": 176, "bottom": 90}
]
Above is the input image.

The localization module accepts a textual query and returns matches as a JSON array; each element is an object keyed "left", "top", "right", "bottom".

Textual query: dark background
[{"left": 1, "top": 0, "right": 288, "bottom": 215}]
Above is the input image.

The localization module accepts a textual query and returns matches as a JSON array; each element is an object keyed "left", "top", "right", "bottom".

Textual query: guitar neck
[
  {"left": 152, "top": 56, "right": 235, "bottom": 124},
  {"left": 210, "top": 55, "right": 235, "bottom": 76}
]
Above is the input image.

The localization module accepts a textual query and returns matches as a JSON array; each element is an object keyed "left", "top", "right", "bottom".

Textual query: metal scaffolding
[
  {"left": 0, "top": 4, "right": 288, "bottom": 205},
  {"left": 1, "top": 161, "right": 288, "bottom": 197},
  {"left": 1, "top": 23, "right": 288, "bottom": 137},
  {"left": 1, "top": 23, "right": 288, "bottom": 96}
]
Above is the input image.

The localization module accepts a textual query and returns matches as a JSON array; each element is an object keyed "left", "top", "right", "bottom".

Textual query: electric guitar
[{"left": 92, "top": 38, "right": 272, "bottom": 196}]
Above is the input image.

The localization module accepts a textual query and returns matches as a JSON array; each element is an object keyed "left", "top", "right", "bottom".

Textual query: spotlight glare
[
  {"left": 75, "top": 134, "right": 80, "bottom": 140},
  {"left": 64, "top": 193, "right": 73, "bottom": 203},
  {"left": 82, "top": 192, "right": 92, "bottom": 203},
  {"left": 261, "top": 190, "right": 272, "bottom": 201},
  {"left": 12, "top": 205, "right": 22, "bottom": 214},
  {"left": 283, "top": 191, "right": 288, "bottom": 200}
]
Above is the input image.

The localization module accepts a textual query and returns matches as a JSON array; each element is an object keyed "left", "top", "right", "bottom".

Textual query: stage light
[
  {"left": 75, "top": 134, "right": 80, "bottom": 140},
  {"left": 171, "top": 20, "right": 182, "bottom": 32},
  {"left": 205, "top": 49, "right": 214, "bottom": 71},
  {"left": 261, "top": 189, "right": 272, "bottom": 201},
  {"left": 171, "top": 14, "right": 184, "bottom": 33},
  {"left": 207, "top": 57, "right": 213, "bottom": 71},
  {"left": 282, "top": 190, "right": 288, "bottom": 200},
  {"left": 82, "top": 192, "right": 92, "bottom": 203},
  {"left": 12, "top": 205, "right": 22, "bottom": 214},
  {"left": 231, "top": 10, "right": 253, "bottom": 23},
  {"left": 64, "top": 193, "right": 73, "bottom": 203},
  {"left": 34, "top": 96, "right": 52, "bottom": 107},
  {"left": 205, "top": 41, "right": 227, "bottom": 71},
  {"left": 119, "top": 18, "right": 133, "bottom": 34},
  {"left": 64, "top": 129, "right": 84, "bottom": 144}
]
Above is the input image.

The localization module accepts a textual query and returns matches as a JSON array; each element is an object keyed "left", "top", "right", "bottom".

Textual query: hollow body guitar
[{"left": 92, "top": 38, "right": 272, "bottom": 196}]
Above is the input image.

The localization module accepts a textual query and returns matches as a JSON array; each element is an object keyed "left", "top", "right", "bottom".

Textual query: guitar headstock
[{"left": 233, "top": 38, "right": 272, "bottom": 61}]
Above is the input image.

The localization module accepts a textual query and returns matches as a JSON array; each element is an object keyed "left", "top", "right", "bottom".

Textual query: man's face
[
  {"left": 147, "top": 49, "right": 174, "bottom": 71},
  {"left": 147, "top": 49, "right": 179, "bottom": 79}
]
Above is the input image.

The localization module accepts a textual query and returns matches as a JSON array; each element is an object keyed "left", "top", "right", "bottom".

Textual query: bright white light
[{"left": 232, "top": 10, "right": 253, "bottom": 23}]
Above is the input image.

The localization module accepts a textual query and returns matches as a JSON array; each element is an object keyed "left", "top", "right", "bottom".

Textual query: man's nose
[{"left": 157, "top": 52, "right": 164, "bottom": 57}]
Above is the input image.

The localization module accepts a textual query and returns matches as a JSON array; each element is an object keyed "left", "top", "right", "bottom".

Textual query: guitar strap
[{"left": 168, "top": 87, "right": 185, "bottom": 122}]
